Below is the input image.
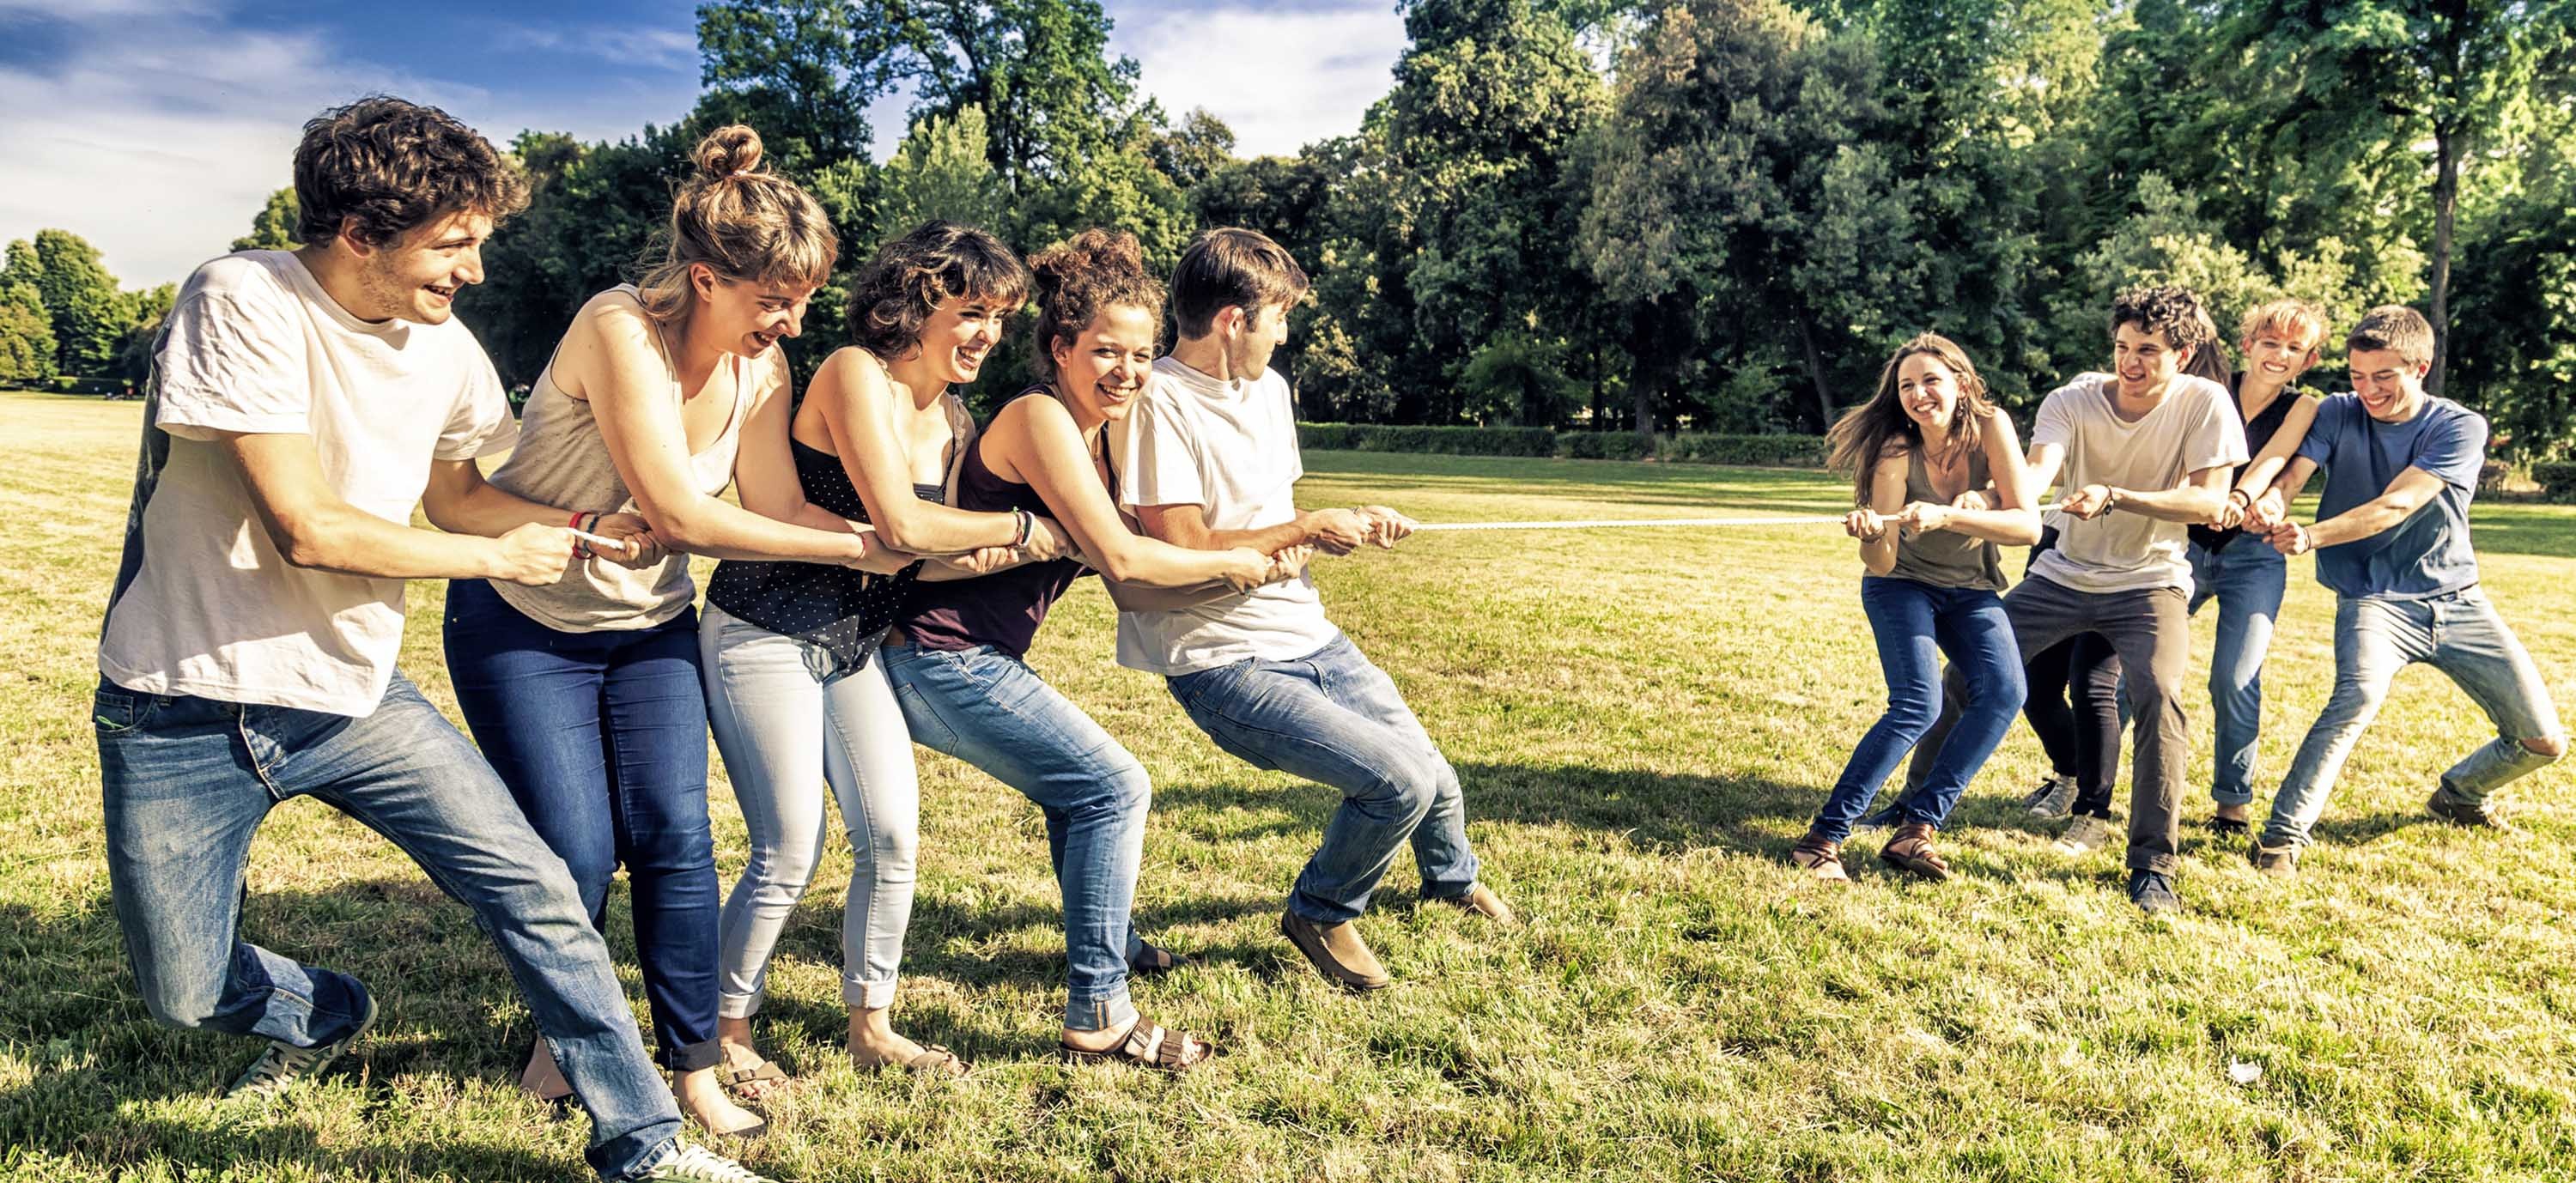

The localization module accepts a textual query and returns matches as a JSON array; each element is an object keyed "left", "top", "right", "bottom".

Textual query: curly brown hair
[
  {"left": 843, "top": 221, "right": 1029, "bottom": 361},
  {"left": 292, "top": 96, "right": 530, "bottom": 248},
  {"left": 634, "top": 124, "right": 837, "bottom": 322},
  {"left": 1825, "top": 333, "right": 1996, "bottom": 505},
  {"left": 2109, "top": 284, "right": 2217, "bottom": 356},
  {"left": 1029, "top": 228, "right": 1163, "bottom": 385}
]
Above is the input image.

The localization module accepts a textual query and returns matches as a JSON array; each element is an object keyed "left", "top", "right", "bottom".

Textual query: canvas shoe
[
  {"left": 226, "top": 992, "right": 377, "bottom": 1100},
  {"left": 2021, "top": 774, "right": 2077, "bottom": 819},
  {"left": 2051, "top": 814, "right": 2117, "bottom": 856},
  {"left": 636, "top": 1142, "right": 775, "bottom": 1183},
  {"left": 2427, "top": 785, "right": 2506, "bottom": 829},
  {"left": 2247, "top": 840, "right": 2298, "bottom": 877},
  {"left": 2126, "top": 870, "right": 2179, "bottom": 917}
]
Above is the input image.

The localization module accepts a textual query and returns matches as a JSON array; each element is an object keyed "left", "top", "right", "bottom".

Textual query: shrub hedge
[
  {"left": 1297, "top": 423, "right": 1828, "bottom": 468},
  {"left": 2531, "top": 461, "right": 2576, "bottom": 502}
]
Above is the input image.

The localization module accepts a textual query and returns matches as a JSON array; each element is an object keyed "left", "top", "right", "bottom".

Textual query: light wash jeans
[
  {"left": 94, "top": 673, "right": 682, "bottom": 1181},
  {"left": 700, "top": 603, "right": 920, "bottom": 1016},
  {"left": 2187, "top": 538, "right": 2287, "bottom": 807},
  {"left": 1813, "top": 577, "right": 2026, "bottom": 843},
  {"left": 2262, "top": 587, "right": 2564, "bottom": 848},
  {"left": 879, "top": 638, "right": 1145, "bottom": 1034},
  {"left": 1165, "top": 632, "right": 1480, "bottom": 925}
]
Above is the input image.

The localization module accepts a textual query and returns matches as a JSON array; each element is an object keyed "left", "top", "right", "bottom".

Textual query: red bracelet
[{"left": 568, "top": 511, "right": 592, "bottom": 560}]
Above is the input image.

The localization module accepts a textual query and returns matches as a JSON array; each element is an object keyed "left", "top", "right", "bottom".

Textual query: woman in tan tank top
[
  {"left": 439, "top": 125, "right": 923, "bottom": 1138},
  {"left": 1791, "top": 334, "right": 2041, "bottom": 884}
]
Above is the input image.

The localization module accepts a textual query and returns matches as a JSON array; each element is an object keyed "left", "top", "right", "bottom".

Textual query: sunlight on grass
[{"left": 3, "top": 390, "right": 2571, "bottom": 1181}]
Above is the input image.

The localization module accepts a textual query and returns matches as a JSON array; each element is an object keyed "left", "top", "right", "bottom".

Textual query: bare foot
[
  {"left": 715, "top": 1016, "right": 783, "bottom": 1102},
  {"left": 674, "top": 1065, "right": 766, "bottom": 1137},
  {"left": 519, "top": 1039, "right": 571, "bottom": 1103},
  {"left": 848, "top": 1005, "right": 959, "bottom": 1074}
]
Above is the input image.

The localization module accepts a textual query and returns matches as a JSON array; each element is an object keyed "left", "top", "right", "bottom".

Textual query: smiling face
[
  {"left": 1052, "top": 302, "right": 1157, "bottom": 426},
  {"left": 2111, "top": 321, "right": 2188, "bottom": 399},
  {"left": 345, "top": 209, "right": 494, "bottom": 325},
  {"left": 2348, "top": 346, "right": 2429, "bottom": 423},
  {"left": 1896, "top": 351, "right": 1962, "bottom": 435},
  {"left": 2240, "top": 325, "right": 2321, "bottom": 389},
  {"left": 909, "top": 293, "right": 1012, "bottom": 385},
  {"left": 691, "top": 265, "right": 816, "bottom": 358}
]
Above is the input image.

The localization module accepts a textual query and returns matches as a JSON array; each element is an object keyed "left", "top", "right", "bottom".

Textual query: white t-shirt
[
  {"left": 2029, "top": 373, "right": 2246, "bottom": 595},
  {"left": 1110, "top": 356, "right": 1340, "bottom": 676},
  {"left": 97, "top": 251, "right": 519, "bottom": 717}
]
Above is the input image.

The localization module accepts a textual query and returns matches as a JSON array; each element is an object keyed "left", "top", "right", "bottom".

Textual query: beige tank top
[
  {"left": 1886, "top": 442, "right": 2008, "bottom": 592},
  {"left": 486, "top": 286, "right": 750, "bottom": 631}
]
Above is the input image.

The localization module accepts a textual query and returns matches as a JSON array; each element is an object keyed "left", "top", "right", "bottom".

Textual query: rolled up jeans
[
  {"left": 94, "top": 673, "right": 682, "bottom": 1180},
  {"left": 1812, "top": 576, "right": 2025, "bottom": 843},
  {"left": 879, "top": 638, "right": 1145, "bottom": 1034},
  {"left": 2187, "top": 538, "right": 2287, "bottom": 807},
  {"left": 701, "top": 603, "right": 920, "bottom": 1016},
  {"left": 1164, "top": 631, "right": 1479, "bottom": 925},
  {"left": 2262, "top": 587, "right": 2564, "bottom": 849}
]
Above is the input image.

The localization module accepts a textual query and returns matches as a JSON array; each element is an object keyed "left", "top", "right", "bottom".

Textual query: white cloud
[
  {"left": 495, "top": 24, "right": 697, "bottom": 69},
  {"left": 1117, "top": 5, "right": 1406, "bottom": 157}
]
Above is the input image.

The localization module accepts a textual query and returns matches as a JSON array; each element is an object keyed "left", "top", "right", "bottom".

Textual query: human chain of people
[{"left": 86, "top": 99, "right": 2563, "bottom": 1183}]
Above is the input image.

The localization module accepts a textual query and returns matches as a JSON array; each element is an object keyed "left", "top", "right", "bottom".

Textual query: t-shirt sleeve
[
  {"left": 2032, "top": 385, "right": 2078, "bottom": 450},
  {"left": 2181, "top": 379, "right": 2250, "bottom": 473},
  {"left": 2411, "top": 406, "right": 2488, "bottom": 492},
  {"left": 152, "top": 287, "right": 311, "bottom": 441},
  {"left": 1273, "top": 373, "right": 1305, "bottom": 486},
  {"left": 435, "top": 344, "right": 520, "bottom": 461},
  {"left": 1115, "top": 387, "right": 1207, "bottom": 512},
  {"left": 2296, "top": 397, "right": 2348, "bottom": 465}
]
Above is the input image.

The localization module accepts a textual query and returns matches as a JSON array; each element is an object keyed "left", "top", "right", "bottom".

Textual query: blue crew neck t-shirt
[{"left": 2294, "top": 392, "right": 2487, "bottom": 600}]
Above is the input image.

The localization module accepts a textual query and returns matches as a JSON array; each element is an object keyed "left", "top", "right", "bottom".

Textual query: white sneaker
[
  {"left": 2052, "top": 815, "right": 2117, "bottom": 856},
  {"left": 637, "top": 1142, "right": 775, "bottom": 1183},
  {"left": 226, "top": 992, "right": 377, "bottom": 1100}
]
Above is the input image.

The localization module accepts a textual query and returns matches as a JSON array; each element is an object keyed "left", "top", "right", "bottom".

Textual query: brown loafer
[
  {"left": 1279, "top": 909, "right": 1390, "bottom": 992},
  {"left": 1879, "top": 822, "right": 1952, "bottom": 881},
  {"left": 1437, "top": 883, "right": 1517, "bottom": 925}
]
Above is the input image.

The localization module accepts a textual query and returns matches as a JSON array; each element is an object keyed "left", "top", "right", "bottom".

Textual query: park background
[{"left": 5, "top": 1, "right": 2576, "bottom": 1180}]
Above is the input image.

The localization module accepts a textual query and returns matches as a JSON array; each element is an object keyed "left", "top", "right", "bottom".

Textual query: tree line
[{"left": 7, "top": 0, "right": 2571, "bottom": 457}]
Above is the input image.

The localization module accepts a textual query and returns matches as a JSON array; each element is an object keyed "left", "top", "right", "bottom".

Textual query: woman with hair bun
[
  {"left": 700, "top": 220, "right": 1075, "bottom": 1084},
  {"left": 440, "top": 124, "right": 892, "bottom": 1137},
  {"left": 876, "top": 228, "right": 1291, "bottom": 1071}
]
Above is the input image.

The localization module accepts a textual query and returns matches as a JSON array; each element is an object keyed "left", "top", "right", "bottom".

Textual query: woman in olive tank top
[{"left": 1792, "top": 335, "right": 2042, "bottom": 883}]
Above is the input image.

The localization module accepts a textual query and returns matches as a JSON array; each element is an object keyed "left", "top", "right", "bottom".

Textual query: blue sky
[{"left": 0, "top": 0, "right": 1407, "bottom": 287}]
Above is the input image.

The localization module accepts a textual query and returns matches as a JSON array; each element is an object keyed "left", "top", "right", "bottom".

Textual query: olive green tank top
[{"left": 1887, "top": 443, "right": 2007, "bottom": 592}]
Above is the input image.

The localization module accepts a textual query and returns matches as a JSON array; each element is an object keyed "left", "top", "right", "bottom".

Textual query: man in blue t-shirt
[{"left": 2245, "top": 306, "right": 2565, "bottom": 874}]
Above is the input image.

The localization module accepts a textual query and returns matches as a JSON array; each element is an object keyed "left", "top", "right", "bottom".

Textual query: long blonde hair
[
  {"left": 1825, "top": 333, "right": 1996, "bottom": 505},
  {"left": 635, "top": 124, "right": 837, "bottom": 322}
]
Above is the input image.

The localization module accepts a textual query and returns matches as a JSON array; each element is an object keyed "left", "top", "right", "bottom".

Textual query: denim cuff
[
  {"left": 842, "top": 974, "right": 898, "bottom": 1012},
  {"left": 1063, "top": 991, "right": 1138, "bottom": 1034},
  {"left": 661, "top": 1035, "right": 723, "bottom": 1073},
  {"left": 716, "top": 990, "right": 762, "bottom": 1021}
]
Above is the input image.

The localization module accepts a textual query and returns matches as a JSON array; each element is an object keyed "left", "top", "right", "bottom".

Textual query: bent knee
[
  {"left": 851, "top": 825, "right": 921, "bottom": 880},
  {"left": 2522, "top": 734, "right": 2566, "bottom": 761}
]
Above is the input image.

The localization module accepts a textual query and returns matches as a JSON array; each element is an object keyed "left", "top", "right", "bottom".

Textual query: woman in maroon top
[{"left": 879, "top": 228, "right": 1295, "bottom": 1071}]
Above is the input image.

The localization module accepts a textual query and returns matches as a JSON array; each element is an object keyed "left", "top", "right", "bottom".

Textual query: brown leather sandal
[
  {"left": 1789, "top": 831, "right": 1850, "bottom": 883},
  {"left": 1060, "top": 1016, "right": 1215, "bottom": 1074},
  {"left": 719, "top": 1054, "right": 790, "bottom": 1100},
  {"left": 1879, "top": 822, "right": 1952, "bottom": 881}
]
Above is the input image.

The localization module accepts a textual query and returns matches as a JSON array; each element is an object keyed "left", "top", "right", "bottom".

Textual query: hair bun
[
  {"left": 693, "top": 124, "right": 764, "bottom": 182},
  {"left": 1032, "top": 228, "right": 1143, "bottom": 297}
]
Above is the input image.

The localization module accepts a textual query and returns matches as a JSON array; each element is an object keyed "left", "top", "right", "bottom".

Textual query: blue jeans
[
  {"left": 2187, "top": 539, "right": 2287, "bottom": 807},
  {"left": 879, "top": 639, "right": 1145, "bottom": 1034},
  {"left": 95, "top": 673, "right": 681, "bottom": 1180},
  {"left": 2263, "top": 587, "right": 2565, "bottom": 848},
  {"left": 1166, "top": 632, "right": 1479, "bottom": 925},
  {"left": 442, "top": 579, "right": 722, "bottom": 1072},
  {"left": 1814, "top": 577, "right": 2026, "bottom": 843}
]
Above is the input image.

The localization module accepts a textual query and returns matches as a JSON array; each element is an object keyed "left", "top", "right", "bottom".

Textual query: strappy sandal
[
  {"left": 719, "top": 1055, "right": 789, "bottom": 1101},
  {"left": 1789, "top": 831, "right": 1850, "bottom": 883},
  {"left": 1879, "top": 822, "right": 1952, "bottom": 882},
  {"left": 1060, "top": 1016, "right": 1215, "bottom": 1074},
  {"left": 864, "top": 1043, "right": 968, "bottom": 1078},
  {"left": 1128, "top": 938, "right": 1200, "bottom": 977}
]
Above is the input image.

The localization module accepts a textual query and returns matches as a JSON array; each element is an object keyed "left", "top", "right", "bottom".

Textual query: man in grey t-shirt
[{"left": 1914, "top": 286, "right": 2248, "bottom": 915}]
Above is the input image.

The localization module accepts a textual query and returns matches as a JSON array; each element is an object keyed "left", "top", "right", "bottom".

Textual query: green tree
[
  {"left": 873, "top": 105, "right": 1005, "bottom": 242},
  {"left": 230, "top": 188, "right": 301, "bottom": 252},
  {"left": 0, "top": 282, "right": 57, "bottom": 385},
  {"left": 696, "top": 0, "right": 897, "bottom": 171},
  {"left": 6, "top": 230, "right": 137, "bottom": 375},
  {"left": 1147, "top": 108, "right": 1236, "bottom": 191},
  {"left": 114, "top": 282, "right": 179, "bottom": 387}
]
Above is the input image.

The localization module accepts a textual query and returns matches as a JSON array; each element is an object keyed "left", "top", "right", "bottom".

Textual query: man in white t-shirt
[
  {"left": 93, "top": 99, "right": 762, "bottom": 1183},
  {"left": 1111, "top": 228, "right": 1510, "bottom": 993},
  {"left": 1910, "top": 285, "right": 2247, "bottom": 915}
]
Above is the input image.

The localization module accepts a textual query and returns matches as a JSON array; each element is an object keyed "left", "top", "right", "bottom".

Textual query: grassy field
[{"left": 3, "top": 387, "right": 2573, "bottom": 1182}]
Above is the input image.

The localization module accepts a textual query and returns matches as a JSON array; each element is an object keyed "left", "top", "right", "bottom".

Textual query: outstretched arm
[{"left": 220, "top": 432, "right": 577, "bottom": 585}]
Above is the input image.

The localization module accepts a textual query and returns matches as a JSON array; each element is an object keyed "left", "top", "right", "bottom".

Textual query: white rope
[{"left": 1412, "top": 514, "right": 1844, "bottom": 532}]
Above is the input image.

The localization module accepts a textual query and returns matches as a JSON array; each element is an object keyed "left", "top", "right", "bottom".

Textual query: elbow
[
  {"left": 270, "top": 513, "right": 344, "bottom": 571},
  {"left": 641, "top": 498, "right": 719, "bottom": 553}
]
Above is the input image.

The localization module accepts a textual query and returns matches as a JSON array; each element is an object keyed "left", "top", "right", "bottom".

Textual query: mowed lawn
[{"left": 3, "top": 387, "right": 2573, "bottom": 1182}]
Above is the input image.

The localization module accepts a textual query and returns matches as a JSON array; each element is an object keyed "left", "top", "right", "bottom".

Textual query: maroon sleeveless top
[{"left": 896, "top": 387, "right": 1100, "bottom": 658}]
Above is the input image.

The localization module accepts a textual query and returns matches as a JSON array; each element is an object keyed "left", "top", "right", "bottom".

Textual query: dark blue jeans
[
  {"left": 95, "top": 673, "right": 682, "bottom": 1180},
  {"left": 443, "top": 579, "right": 722, "bottom": 1072},
  {"left": 1814, "top": 577, "right": 2026, "bottom": 843}
]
